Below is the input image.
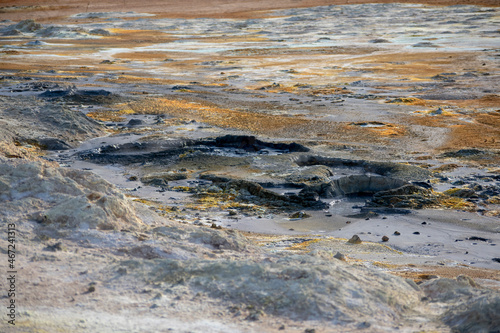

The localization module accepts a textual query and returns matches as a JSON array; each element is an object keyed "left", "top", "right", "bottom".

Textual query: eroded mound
[
  {"left": 119, "top": 254, "right": 422, "bottom": 325},
  {"left": 0, "top": 160, "right": 142, "bottom": 230}
]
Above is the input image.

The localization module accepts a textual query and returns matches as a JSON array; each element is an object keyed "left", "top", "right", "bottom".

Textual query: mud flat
[{"left": 1, "top": 1, "right": 499, "bottom": 332}]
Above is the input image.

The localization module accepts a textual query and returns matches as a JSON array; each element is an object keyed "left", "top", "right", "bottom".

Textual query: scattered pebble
[
  {"left": 382, "top": 236, "right": 389, "bottom": 242},
  {"left": 413, "top": 232, "right": 420, "bottom": 235},
  {"left": 394, "top": 231, "right": 401, "bottom": 236}
]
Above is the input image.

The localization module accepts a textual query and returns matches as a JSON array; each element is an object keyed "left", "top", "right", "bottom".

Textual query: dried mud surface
[{"left": 1, "top": 1, "right": 499, "bottom": 333}]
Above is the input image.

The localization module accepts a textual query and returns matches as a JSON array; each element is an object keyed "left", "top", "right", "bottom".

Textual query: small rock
[
  {"left": 211, "top": 223, "right": 222, "bottom": 229},
  {"left": 348, "top": 235, "right": 362, "bottom": 244},
  {"left": 228, "top": 209, "right": 237, "bottom": 216},
  {"left": 413, "top": 232, "right": 420, "bottom": 235},
  {"left": 87, "top": 283, "right": 96, "bottom": 293},
  {"left": 394, "top": 231, "right": 401, "bottom": 236},
  {"left": 128, "top": 176, "right": 138, "bottom": 181},
  {"left": 382, "top": 236, "right": 389, "bottom": 242},
  {"left": 492, "top": 258, "right": 500, "bottom": 263},
  {"left": 289, "top": 211, "right": 311, "bottom": 219},
  {"left": 333, "top": 252, "right": 346, "bottom": 261},
  {"left": 305, "top": 329, "right": 316, "bottom": 333}
]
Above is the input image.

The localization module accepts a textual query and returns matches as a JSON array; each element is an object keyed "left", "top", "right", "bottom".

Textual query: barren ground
[{"left": 0, "top": 1, "right": 499, "bottom": 332}]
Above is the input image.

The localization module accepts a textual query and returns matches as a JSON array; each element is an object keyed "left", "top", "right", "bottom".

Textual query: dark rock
[
  {"left": 492, "top": 258, "right": 500, "bottom": 263},
  {"left": 127, "top": 118, "right": 144, "bottom": 126},
  {"left": 394, "top": 231, "right": 401, "bottom": 236},
  {"left": 333, "top": 252, "right": 346, "bottom": 261},
  {"left": 467, "top": 236, "right": 489, "bottom": 242},
  {"left": 382, "top": 236, "right": 389, "bottom": 242}
]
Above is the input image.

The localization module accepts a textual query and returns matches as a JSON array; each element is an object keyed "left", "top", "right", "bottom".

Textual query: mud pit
[{"left": 1, "top": 1, "right": 500, "bottom": 332}]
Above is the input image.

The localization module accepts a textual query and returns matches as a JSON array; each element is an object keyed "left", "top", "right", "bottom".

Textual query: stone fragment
[
  {"left": 333, "top": 252, "right": 346, "bottom": 261},
  {"left": 382, "top": 236, "right": 389, "bottom": 242},
  {"left": 348, "top": 235, "right": 362, "bottom": 244}
]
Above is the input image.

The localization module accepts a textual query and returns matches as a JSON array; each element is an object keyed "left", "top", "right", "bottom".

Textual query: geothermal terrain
[{"left": 0, "top": 1, "right": 499, "bottom": 332}]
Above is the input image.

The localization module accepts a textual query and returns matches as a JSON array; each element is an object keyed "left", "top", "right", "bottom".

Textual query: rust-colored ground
[{"left": 393, "top": 265, "right": 500, "bottom": 289}]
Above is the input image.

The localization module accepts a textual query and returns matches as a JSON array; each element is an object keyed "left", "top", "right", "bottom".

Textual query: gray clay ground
[{"left": 0, "top": 3, "right": 500, "bottom": 333}]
